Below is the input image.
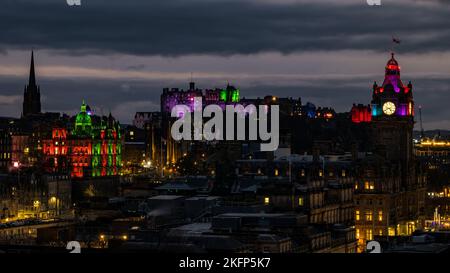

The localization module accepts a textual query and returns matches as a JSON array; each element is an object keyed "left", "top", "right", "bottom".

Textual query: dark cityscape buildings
[{"left": 0, "top": 51, "right": 448, "bottom": 255}]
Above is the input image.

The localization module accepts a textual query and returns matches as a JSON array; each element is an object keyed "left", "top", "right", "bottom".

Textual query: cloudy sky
[{"left": 1, "top": 0, "right": 450, "bottom": 129}]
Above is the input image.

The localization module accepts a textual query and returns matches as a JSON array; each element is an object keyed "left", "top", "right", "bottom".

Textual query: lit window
[
  {"left": 264, "top": 197, "right": 270, "bottom": 205},
  {"left": 364, "top": 181, "right": 375, "bottom": 190},
  {"left": 355, "top": 210, "right": 360, "bottom": 221},
  {"left": 319, "top": 170, "right": 323, "bottom": 177},
  {"left": 355, "top": 183, "right": 358, "bottom": 190},
  {"left": 388, "top": 227, "right": 395, "bottom": 236},
  {"left": 342, "top": 170, "right": 346, "bottom": 177},
  {"left": 130, "top": 131, "right": 134, "bottom": 136},
  {"left": 379, "top": 229, "right": 383, "bottom": 236},
  {"left": 378, "top": 211, "right": 383, "bottom": 221},
  {"left": 366, "top": 229, "right": 373, "bottom": 240},
  {"left": 365, "top": 210, "right": 373, "bottom": 221},
  {"left": 274, "top": 169, "right": 279, "bottom": 176},
  {"left": 356, "top": 229, "right": 360, "bottom": 239},
  {"left": 298, "top": 197, "right": 304, "bottom": 206},
  {"left": 301, "top": 169, "right": 305, "bottom": 177}
]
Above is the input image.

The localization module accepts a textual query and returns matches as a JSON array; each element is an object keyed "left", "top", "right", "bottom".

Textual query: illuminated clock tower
[
  {"left": 370, "top": 53, "right": 415, "bottom": 189},
  {"left": 354, "top": 53, "right": 426, "bottom": 251}
]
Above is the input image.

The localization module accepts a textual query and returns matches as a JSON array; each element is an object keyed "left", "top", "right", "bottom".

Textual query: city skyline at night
[{"left": 1, "top": 0, "right": 450, "bottom": 260}]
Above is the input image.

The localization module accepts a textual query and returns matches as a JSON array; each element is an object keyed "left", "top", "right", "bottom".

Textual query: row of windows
[
  {"left": 273, "top": 169, "right": 347, "bottom": 177},
  {"left": 52, "top": 141, "right": 65, "bottom": 146},
  {"left": 264, "top": 196, "right": 304, "bottom": 207},
  {"left": 355, "top": 199, "right": 384, "bottom": 206},
  {"left": 356, "top": 228, "right": 394, "bottom": 240},
  {"left": 356, "top": 229, "right": 375, "bottom": 240},
  {"left": 311, "top": 236, "right": 330, "bottom": 250},
  {"left": 355, "top": 210, "right": 383, "bottom": 222},
  {"left": 355, "top": 181, "right": 375, "bottom": 191},
  {"left": 0, "top": 153, "right": 11, "bottom": 159},
  {"left": 416, "top": 151, "right": 449, "bottom": 157}
]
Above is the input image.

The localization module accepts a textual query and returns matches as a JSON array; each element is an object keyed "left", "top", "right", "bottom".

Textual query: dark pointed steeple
[
  {"left": 23, "top": 51, "right": 41, "bottom": 117},
  {"left": 29, "top": 51, "right": 36, "bottom": 87}
]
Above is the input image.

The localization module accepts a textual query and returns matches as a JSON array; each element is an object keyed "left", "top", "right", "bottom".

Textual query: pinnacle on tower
[{"left": 29, "top": 51, "right": 36, "bottom": 87}]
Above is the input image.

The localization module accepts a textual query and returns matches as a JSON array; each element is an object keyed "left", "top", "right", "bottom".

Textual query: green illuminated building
[
  {"left": 69, "top": 101, "right": 122, "bottom": 178},
  {"left": 219, "top": 84, "right": 240, "bottom": 103}
]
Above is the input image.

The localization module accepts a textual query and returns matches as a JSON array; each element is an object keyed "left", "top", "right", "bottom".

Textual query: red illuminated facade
[
  {"left": 42, "top": 101, "right": 122, "bottom": 178},
  {"left": 351, "top": 104, "right": 372, "bottom": 123},
  {"left": 42, "top": 128, "right": 68, "bottom": 173},
  {"left": 68, "top": 138, "right": 92, "bottom": 178}
]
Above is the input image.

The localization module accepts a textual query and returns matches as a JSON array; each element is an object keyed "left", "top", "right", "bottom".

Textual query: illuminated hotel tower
[
  {"left": 370, "top": 53, "right": 414, "bottom": 187},
  {"left": 354, "top": 53, "right": 426, "bottom": 250}
]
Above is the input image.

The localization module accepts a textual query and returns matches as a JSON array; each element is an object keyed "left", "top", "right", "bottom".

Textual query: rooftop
[
  {"left": 217, "top": 212, "right": 293, "bottom": 218},
  {"left": 147, "top": 195, "right": 184, "bottom": 201}
]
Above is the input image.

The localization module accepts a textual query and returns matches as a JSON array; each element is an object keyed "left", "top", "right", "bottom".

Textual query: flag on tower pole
[{"left": 391, "top": 36, "right": 401, "bottom": 54}]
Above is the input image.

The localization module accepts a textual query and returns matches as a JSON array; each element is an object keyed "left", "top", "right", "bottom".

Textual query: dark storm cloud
[{"left": 1, "top": 0, "right": 450, "bottom": 56}]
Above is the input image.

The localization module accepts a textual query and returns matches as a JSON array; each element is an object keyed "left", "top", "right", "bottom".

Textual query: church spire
[
  {"left": 23, "top": 51, "right": 41, "bottom": 116},
  {"left": 29, "top": 51, "right": 36, "bottom": 87}
]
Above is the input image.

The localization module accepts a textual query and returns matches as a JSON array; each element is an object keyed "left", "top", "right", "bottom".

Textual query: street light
[
  {"left": 13, "top": 162, "right": 20, "bottom": 209},
  {"left": 143, "top": 160, "right": 152, "bottom": 168}
]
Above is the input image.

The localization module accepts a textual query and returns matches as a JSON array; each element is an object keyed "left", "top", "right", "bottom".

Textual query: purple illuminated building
[
  {"left": 161, "top": 82, "right": 242, "bottom": 114},
  {"left": 371, "top": 53, "right": 414, "bottom": 118},
  {"left": 159, "top": 82, "right": 243, "bottom": 167}
]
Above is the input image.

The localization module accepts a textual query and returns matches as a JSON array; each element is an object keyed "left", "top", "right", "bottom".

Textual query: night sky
[{"left": 1, "top": 0, "right": 450, "bottom": 129}]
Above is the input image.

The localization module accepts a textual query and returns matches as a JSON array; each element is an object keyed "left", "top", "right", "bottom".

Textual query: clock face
[{"left": 383, "top": 101, "right": 396, "bottom": 115}]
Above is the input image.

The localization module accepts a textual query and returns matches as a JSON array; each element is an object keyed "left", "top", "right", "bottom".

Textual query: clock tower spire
[
  {"left": 370, "top": 53, "right": 415, "bottom": 187},
  {"left": 371, "top": 52, "right": 414, "bottom": 118},
  {"left": 354, "top": 52, "right": 426, "bottom": 249}
]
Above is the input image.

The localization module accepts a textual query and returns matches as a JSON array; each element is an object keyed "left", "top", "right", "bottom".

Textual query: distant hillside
[{"left": 413, "top": 130, "right": 450, "bottom": 139}]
